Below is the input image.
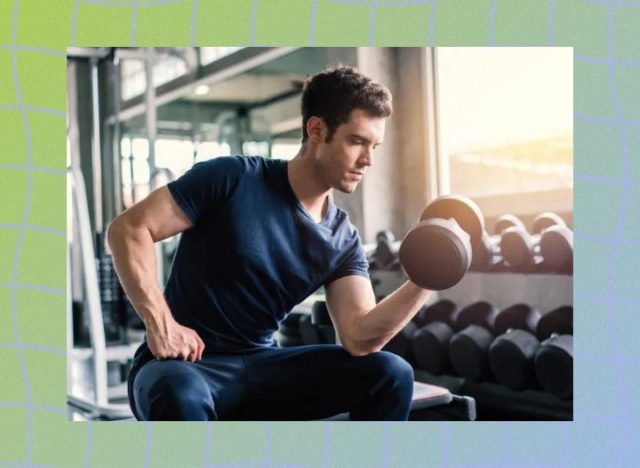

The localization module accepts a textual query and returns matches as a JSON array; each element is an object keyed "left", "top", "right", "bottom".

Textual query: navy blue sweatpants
[{"left": 127, "top": 342, "right": 414, "bottom": 421}]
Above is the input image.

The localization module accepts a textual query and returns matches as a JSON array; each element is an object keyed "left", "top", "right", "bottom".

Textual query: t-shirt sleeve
[
  {"left": 324, "top": 232, "right": 370, "bottom": 286},
  {"left": 166, "top": 156, "right": 246, "bottom": 224}
]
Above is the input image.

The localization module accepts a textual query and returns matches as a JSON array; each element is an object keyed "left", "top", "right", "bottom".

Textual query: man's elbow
[
  {"left": 105, "top": 216, "right": 127, "bottom": 251},
  {"left": 342, "top": 337, "right": 379, "bottom": 357}
]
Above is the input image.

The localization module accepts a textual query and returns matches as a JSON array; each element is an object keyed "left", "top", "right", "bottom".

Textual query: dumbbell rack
[
  {"left": 413, "top": 370, "right": 572, "bottom": 421},
  {"left": 368, "top": 263, "right": 573, "bottom": 420},
  {"left": 421, "top": 271, "right": 572, "bottom": 421},
  {"left": 439, "top": 271, "right": 572, "bottom": 313}
]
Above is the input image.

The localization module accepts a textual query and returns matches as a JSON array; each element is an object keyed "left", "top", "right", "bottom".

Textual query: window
[
  {"left": 271, "top": 140, "right": 300, "bottom": 161},
  {"left": 121, "top": 53, "right": 188, "bottom": 101},
  {"left": 435, "top": 48, "right": 572, "bottom": 215},
  {"left": 199, "top": 47, "right": 242, "bottom": 66}
]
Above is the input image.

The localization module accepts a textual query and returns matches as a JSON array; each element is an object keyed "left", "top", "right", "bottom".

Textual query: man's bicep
[
  {"left": 113, "top": 186, "right": 193, "bottom": 242},
  {"left": 325, "top": 274, "right": 376, "bottom": 341}
]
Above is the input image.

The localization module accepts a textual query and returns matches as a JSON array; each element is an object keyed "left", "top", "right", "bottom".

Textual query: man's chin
[{"left": 335, "top": 181, "right": 358, "bottom": 194}]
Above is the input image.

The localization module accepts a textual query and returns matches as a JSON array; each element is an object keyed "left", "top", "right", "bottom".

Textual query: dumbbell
[
  {"left": 310, "top": 301, "right": 337, "bottom": 345},
  {"left": 410, "top": 300, "right": 460, "bottom": 374},
  {"left": 413, "top": 299, "right": 460, "bottom": 329},
  {"left": 499, "top": 212, "right": 566, "bottom": 271},
  {"left": 399, "top": 195, "right": 484, "bottom": 290},
  {"left": 539, "top": 226, "right": 573, "bottom": 274},
  {"left": 536, "top": 306, "right": 572, "bottom": 340},
  {"left": 376, "top": 230, "right": 395, "bottom": 244},
  {"left": 382, "top": 321, "right": 418, "bottom": 363},
  {"left": 471, "top": 214, "right": 526, "bottom": 271},
  {"left": 277, "top": 311, "right": 304, "bottom": 347},
  {"left": 489, "top": 304, "right": 573, "bottom": 391},
  {"left": 534, "top": 334, "right": 573, "bottom": 400},
  {"left": 299, "top": 314, "right": 322, "bottom": 345},
  {"left": 488, "top": 304, "right": 542, "bottom": 390},
  {"left": 374, "top": 238, "right": 402, "bottom": 270},
  {"left": 448, "top": 301, "right": 499, "bottom": 381}
]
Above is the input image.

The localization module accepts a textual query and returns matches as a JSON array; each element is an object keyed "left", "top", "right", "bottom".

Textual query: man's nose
[{"left": 359, "top": 147, "right": 374, "bottom": 167}]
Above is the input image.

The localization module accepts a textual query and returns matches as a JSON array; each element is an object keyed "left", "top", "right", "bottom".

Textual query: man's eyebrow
[{"left": 348, "top": 134, "right": 383, "bottom": 145}]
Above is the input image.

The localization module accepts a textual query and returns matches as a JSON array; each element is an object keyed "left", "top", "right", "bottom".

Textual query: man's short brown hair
[{"left": 300, "top": 65, "right": 393, "bottom": 144}]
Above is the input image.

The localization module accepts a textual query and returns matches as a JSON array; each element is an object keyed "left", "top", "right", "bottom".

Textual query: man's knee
[
  {"left": 366, "top": 351, "right": 414, "bottom": 389},
  {"left": 134, "top": 361, "right": 216, "bottom": 421}
]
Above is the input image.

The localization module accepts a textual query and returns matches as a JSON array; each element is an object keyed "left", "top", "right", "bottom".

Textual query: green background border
[{"left": 1, "top": 0, "right": 639, "bottom": 466}]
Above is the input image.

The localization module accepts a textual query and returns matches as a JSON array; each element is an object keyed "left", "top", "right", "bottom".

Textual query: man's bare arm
[
  {"left": 106, "top": 186, "right": 205, "bottom": 361},
  {"left": 325, "top": 275, "right": 432, "bottom": 356}
]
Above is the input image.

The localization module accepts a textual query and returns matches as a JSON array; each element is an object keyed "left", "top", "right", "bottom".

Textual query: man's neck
[{"left": 287, "top": 149, "right": 331, "bottom": 222}]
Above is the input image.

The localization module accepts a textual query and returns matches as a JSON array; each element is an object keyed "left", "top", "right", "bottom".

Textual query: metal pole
[
  {"left": 90, "top": 58, "right": 104, "bottom": 236},
  {"left": 111, "top": 57, "right": 123, "bottom": 214},
  {"left": 145, "top": 48, "right": 158, "bottom": 191}
]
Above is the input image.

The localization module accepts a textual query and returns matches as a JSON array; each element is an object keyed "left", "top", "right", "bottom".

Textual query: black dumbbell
[
  {"left": 448, "top": 301, "right": 499, "bottom": 381},
  {"left": 311, "top": 301, "right": 337, "bottom": 344},
  {"left": 410, "top": 300, "right": 460, "bottom": 374},
  {"left": 382, "top": 321, "right": 418, "bottom": 363},
  {"left": 277, "top": 311, "right": 305, "bottom": 347},
  {"left": 499, "top": 212, "right": 566, "bottom": 271},
  {"left": 493, "top": 303, "right": 542, "bottom": 336},
  {"left": 489, "top": 330, "right": 540, "bottom": 390},
  {"left": 412, "top": 299, "right": 460, "bottom": 329},
  {"left": 495, "top": 214, "right": 527, "bottom": 234},
  {"left": 299, "top": 314, "right": 322, "bottom": 345},
  {"left": 471, "top": 214, "right": 525, "bottom": 271},
  {"left": 536, "top": 306, "right": 573, "bottom": 341},
  {"left": 375, "top": 238, "right": 402, "bottom": 270},
  {"left": 532, "top": 212, "right": 566, "bottom": 233},
  {"left": 539, "top": 226, "right": 573, "bottom": 274},
  {"left": 535, "top": 334, "right": 573, "bottom": 399},
  {"left": 399, "top": 195, "right": 484, "bottom": 290},
  {"left": 376, "top": 230, "right": 395, "bottom": 244},
  {"left": 490, "top": 304, "right": 574, "bottom": 391},
  {"left": 279, "top": 311, "right": 304, "bottom": 339},
  {"left": 488, "top": 304, "right": 542, "bottom": 390}
]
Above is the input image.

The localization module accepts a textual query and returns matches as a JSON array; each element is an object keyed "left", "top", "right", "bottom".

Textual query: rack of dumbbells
[{"left": 369, "top": 211, "right": 573, "bottom": 421}]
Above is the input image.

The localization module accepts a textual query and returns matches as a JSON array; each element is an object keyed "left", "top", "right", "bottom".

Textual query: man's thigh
[
  {"left": 232, "top": 344, "right": 399, "bottom": 420},
  {"left": 131, "top": 352, "right": 246, "bottom": 420}
]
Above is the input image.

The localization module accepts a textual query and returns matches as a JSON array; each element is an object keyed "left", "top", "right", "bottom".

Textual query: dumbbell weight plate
[
  {"left": 277, "top": 333, "right": 303, "bottom": 347},
  {"left": 489, "top": 329, "right": 540, "bottom": 390},
  {"left": 532, "top": 212, "right": 566, "bottom": 234},
  {"left": 413, "top": 299, "right": 459, "bottom": 329},
  {"left": 449, "top": 325, "right": 495, "bottom": 381},
  {"left": 494, "top": 214, "right": 525, "bottom": 235},
  {"left": 399, "top": 218, "right": 471, "bottom": 290},
  {"left": 376, "top": 239, "right": 401, "bottom": 269},
  {"left": 376, "top": 230, "right": 396, "bottom": 243},
  {"left": 412, "top": 321, "right": 455, "bottom": 374},
  {"left": 494, "top": 303, "right": 541, "bottom": 336},
  {"left": 299, "top": 314, "right": 321, "bottom": 345},
  {"left": 383, "top": 321, "right": 418, "bottom": 362},
  {"left": 419, "top": 195, "right": 484, "bottom": 248},
  {"left": 539, "top": 226, "right": 573, "bottom": 271},
  {"left": 456, "top": 301, "right": 499, "bottom": 333},
  {"left": 471, "top": 231, "right": 493, "bottom": 269},
  {"left": 534, "top": 334, "right": 573, "bottom": 400},
  {"left": 536, "top": 306, "right": 573, "bottom": 341},
  {"left": 500, "top": 226, "right": 536, "bottom": 268}
]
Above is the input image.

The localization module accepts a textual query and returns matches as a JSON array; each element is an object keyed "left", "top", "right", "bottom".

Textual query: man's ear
[{"left": 306, "top": 116, "right": 326, "bottom": 144}]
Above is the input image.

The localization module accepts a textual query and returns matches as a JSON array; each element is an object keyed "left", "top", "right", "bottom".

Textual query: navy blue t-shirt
[{"left": 164, "top": 156, "right": 369, "bottom": 352}]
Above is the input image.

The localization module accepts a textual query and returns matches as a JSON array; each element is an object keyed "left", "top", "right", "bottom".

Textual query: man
[{"left": 107, "top": 65, "right": 433, "bottom": 421}]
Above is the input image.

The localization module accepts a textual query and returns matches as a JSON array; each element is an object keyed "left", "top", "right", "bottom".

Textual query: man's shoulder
[
  {"left": 192, "top": 155, "right": 280, "bottom": 176},
  {"left": 332, "top": 205, "right": 361, "bottom": 241}
]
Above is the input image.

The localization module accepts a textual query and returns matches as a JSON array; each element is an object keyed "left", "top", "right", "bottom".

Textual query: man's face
[{"left": 314, "top": 108, "right": 386, "bottom": 193}]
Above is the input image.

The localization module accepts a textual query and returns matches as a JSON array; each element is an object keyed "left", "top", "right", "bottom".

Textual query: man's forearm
[
  {"left": 106, "top": 220, "right": 174, "bottom": 332},
  {"left": 351, "top": 281, "right": 433, "bottom": 354}
]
